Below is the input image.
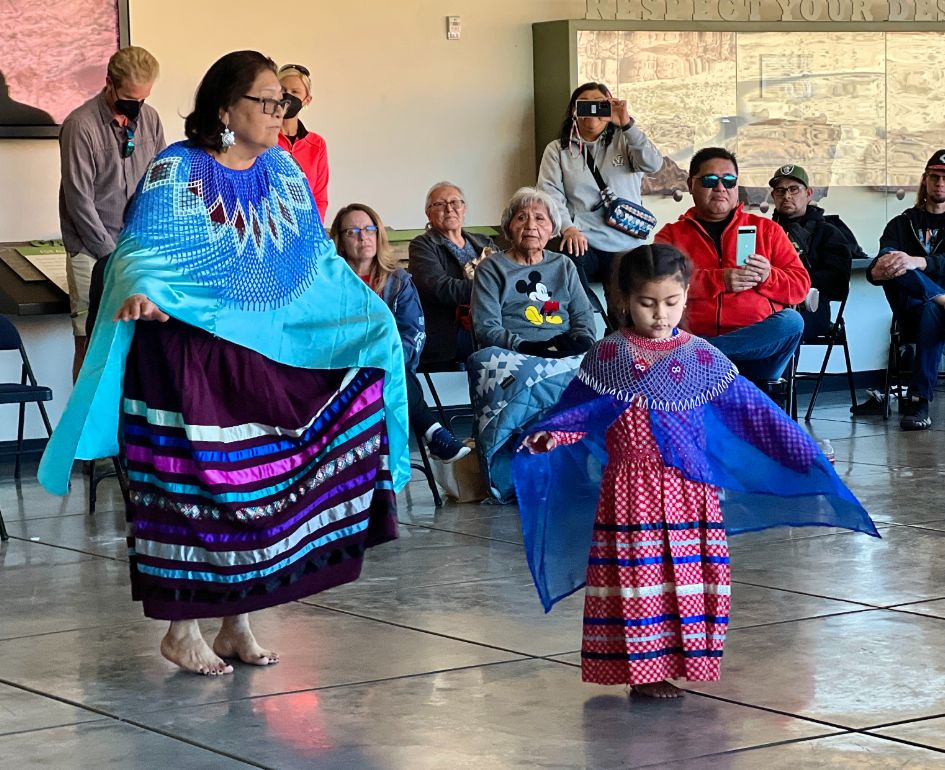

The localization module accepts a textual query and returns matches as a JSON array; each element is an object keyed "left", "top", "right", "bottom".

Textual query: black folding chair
[
  {"left": 794, "top": 298, "right": 857, "bottom": 421},
  {"left": 84, "top": 255, "right": 131, "bottom": 514},
  {"left": 882, "top": 316, "right": 911, "bottom": 420},
  {"left": 0, "top": 315, "right": 54, "bottom": 541},
  {"left": 0, "top": 315, "right": 53, "bottom": 480},
  {"left": 410, "top": 427, "right": 442, "bottom": 508},
  {"left": 408, "top": 360, "right": 477, "bottom": 507}
]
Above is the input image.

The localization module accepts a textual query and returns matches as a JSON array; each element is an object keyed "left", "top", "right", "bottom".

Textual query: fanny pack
[{"left": 583, "top": 145, "right": 656, "bottom": 240}]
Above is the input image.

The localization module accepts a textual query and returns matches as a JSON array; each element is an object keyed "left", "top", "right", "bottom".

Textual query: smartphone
[
  {"left": 575, "top": 100, "right": 612, "bottom": 118},
  {"left": 736, "top": 226, "right": 756, "bottom": 266}
]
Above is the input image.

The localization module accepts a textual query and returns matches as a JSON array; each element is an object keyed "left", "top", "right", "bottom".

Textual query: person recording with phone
[
  {"left": 655, "top": 147, "right": 808, "bottom": 396},
  {"left": 277, "top": 63, "right": 329, "bottom": 222},
  {"left": 537, "top": 81, "right": 662, "bottom": 312}
]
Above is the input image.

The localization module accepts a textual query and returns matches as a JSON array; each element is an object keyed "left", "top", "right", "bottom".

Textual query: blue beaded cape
[
  {"left": 39, "top": 142, "right": 409, "bottom": 494},
  {"left": 513, "top": 329, "right": 879, "bottom": 612}
]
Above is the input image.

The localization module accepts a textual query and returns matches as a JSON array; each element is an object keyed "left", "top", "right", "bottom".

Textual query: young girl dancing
[{"left": 515, "top": 243, "right": 878, "bottom": 699}]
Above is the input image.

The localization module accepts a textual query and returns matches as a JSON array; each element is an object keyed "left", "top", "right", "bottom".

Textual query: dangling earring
[{"left": 220, "top": 123, "right": 236, "bottom": 151}]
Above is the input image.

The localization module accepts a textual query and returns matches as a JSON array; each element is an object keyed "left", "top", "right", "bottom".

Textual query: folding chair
[
  {"left": 89, "top": 456, "right": 132, "bottom": 514},
  {"left": 409, "top": 360, "right": 477, "bottom": 507},
  {"left": 882, "top": 316, "right": 912, "bottom": 420},
  {"left": 0, "top": 315, "right": 53, "bottom": 479},
  {"left": 410, "top": 428, "right": 442, "bottom": 508},
  {"left": 794, "top": 298, "right": 857, "bottom": 422}
]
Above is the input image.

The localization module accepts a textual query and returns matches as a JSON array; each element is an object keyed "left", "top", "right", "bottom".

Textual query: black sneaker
[
  {"left": 900, "top": 396, "right": 932, "bottom": 431},
  {"left": 427, "top": 428, "right": 472, "bottom": 463}
]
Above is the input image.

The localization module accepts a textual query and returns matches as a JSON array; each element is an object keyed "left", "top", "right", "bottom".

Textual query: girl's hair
[
  {"left": 612, "top": 244, "right": 692, "bottom": 326},
  {"left": 557, "top": 82, "right": 616, "bottom": 149},
  {"left": 184, "top": 50, "right": 278, "bottom": 152},
  {"left": 329, "top": 203, "right": 398, "bottom": 295}
]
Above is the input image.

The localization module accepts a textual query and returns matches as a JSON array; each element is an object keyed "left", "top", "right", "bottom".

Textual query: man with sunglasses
[
  {"left": 655, "top": 147, "right": 809, "bottom": 394},
  {"left": 866, "top": 150, "right": 945, "bottom": 430},
  {"left": 59, "top": 46, "right": 165, "bottom": 381},
  {"left": 770, "top": 164, "right": 854, "bottom": 341}
]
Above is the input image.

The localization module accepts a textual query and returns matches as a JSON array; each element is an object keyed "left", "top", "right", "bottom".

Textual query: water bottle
[{"left": 821, "top": 439, "right": 836, "bottom": 465}]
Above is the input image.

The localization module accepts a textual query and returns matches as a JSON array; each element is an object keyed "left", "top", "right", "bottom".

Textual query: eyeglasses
[
  {"left": 697, "top": 174, "right": 738, "bottom": 189},
  {"left": 429, "top": 199, "right": 466, "bottom": 211},
  {"left": 121, "top": 126, "right": 135, "bottom": 158},
  {"left": 241, "top": 94, "right": 292, "bottom": 115},
  {"left": 342, "top": 226, "right": 379, "bottom": 238},
  {"left": 772, "top": 184, "right": 805, "bottom": 197},
  {"left": 278, "top": 63, "right": 310, "bottom": 77}
]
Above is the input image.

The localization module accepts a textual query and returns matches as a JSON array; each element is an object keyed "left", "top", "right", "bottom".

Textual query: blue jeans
[
  {"left": 707, "top": 309, "right": 804, "bottom": 383},
  {"left": 880, "top": 269, "right": 945, "bottom": 401}
]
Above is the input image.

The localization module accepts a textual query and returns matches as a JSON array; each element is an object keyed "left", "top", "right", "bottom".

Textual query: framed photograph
[{"left": 0, "top": 0, "right": 129, "bottom": 139}]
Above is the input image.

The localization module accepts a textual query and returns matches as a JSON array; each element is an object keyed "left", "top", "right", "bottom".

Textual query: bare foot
[
  {"left": 160, "top": 621, "right": 233, "bottom": 676},
  {"left": 630, "top": 680, "right": 685, "bottom": 699},
  {"left": 213, "top": 614, "right": 279, "bottom": 666}
]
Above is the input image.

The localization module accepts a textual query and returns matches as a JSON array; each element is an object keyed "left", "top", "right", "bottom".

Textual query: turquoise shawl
[{"left": 39, "top": 142, "right": 409, "bottom": 495}]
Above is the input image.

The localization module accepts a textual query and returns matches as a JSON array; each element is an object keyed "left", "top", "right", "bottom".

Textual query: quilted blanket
[{"left": 467, "top": 346, "right": 583, "bottom": 502}]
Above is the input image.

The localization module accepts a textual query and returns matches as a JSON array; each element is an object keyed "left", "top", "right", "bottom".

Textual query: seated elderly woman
[
  {"left": 467, "top": 187, "right": 597, "bottom": 502},
  {"left": 408, "top": 181, "right": 499, "bottom": 367}
]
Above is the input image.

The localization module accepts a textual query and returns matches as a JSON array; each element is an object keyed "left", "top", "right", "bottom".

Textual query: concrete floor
[{"left": 2, "top": 392, "right": 945, "bottom": 768}]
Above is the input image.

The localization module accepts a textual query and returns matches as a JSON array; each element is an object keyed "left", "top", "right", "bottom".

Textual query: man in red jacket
[{"left": 655, "top": 147, "right": 809, "bottom": 384}]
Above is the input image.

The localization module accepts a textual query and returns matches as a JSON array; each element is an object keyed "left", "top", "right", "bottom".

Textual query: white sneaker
[{"left": 804, "top": 288, "right": 820, "bottom": 313}]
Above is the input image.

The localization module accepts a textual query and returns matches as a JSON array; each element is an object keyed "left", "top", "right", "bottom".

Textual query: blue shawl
[
  {"left": 39, "top": 142, "right": 409, "bottom": 495},
  {"left": 513, "top": 329, "right": 879, "bottom": 612}
]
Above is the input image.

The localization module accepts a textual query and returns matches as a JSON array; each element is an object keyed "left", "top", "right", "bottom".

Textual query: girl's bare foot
[
  {"left": 160, "top": 620, "right": 233, "bottom": 676},
  {"left": 212, "top": 613, "right": 279, "bottom": 666},
  {"left": 630, "top": 680, "right": 685, "bottom": 699}
]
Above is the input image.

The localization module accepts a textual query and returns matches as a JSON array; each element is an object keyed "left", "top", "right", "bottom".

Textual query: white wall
[
  {"left": 0, "top": 2, "right": 905, "bottom": 441},
  {"left": 129, "top": 0, "right": 584, "bottom": 228},
  {"left": 0, "top": 0, "right": 584, "bottom": 441}
]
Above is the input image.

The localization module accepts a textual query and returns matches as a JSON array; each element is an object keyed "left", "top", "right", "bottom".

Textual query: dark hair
[
  {"left": 557, "top": 82, "right": 615, "bottom": 149},
  {"left": 184, "top": 50, "right": 278, "bottom": 152},
  {"left": 612, "top": 244, "right": 692, "bottom": 327},
  {"left": 688, "top": 146, "right": 739, "bottom": 178}
]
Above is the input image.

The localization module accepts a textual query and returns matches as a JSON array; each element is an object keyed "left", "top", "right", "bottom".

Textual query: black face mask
[
  {"left": 115, "top": 97, "right": 143, "bottom": 121},
  {"left": 282, "top": 93, "right": 303, "bottom": 120}
]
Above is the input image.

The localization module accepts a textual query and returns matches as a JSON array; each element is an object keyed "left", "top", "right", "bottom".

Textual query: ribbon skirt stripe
[
  {"left": 578, "top": 407, "right": 730, "bottom": 686},
  {"left": 122, "top": 319, "right": 396, "bottom": 620}
]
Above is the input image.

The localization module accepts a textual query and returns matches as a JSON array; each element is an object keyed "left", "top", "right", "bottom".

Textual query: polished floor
[{"left": 2, "top": 392, "right": 945, "bottom": 768}]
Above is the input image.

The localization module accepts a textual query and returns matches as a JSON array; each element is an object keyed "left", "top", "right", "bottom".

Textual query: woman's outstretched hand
[
  {"left": 522, "top": 431, "right": 557, "bottom": 453},
  {"left": 113, "top": 294, "right": 170, "bottom": 323}
]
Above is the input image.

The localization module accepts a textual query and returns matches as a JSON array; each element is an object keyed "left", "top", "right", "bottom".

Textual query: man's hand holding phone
[
  {"left": 725, "top": 255, "right": 770, "bottom": 292},
  {"left": 743, "top": 253, "right": 770, "bottom": 283}
]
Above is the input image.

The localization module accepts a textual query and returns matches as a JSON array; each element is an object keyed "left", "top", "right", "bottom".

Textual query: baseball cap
[
  {"left": 925, "top": 150, "right": 945, "bottom": 172},
  {"left": 769, "top": 164, "right": 810, "bottom": 188}
]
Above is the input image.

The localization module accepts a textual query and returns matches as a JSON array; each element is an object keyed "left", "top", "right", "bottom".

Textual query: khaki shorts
[{"left": 66, "top": 252, "right": 96, "bottom": 336}]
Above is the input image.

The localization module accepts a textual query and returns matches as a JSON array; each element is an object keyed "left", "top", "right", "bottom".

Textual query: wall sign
[{"left": 586, "top": 0, "right": 945, "bottom": 21}]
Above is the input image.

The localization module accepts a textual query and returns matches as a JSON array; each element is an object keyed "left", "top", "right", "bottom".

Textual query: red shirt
[
  {"left": 277, "top": 130, "right": 329, "bottom": 223},
  {"left": 655, "top": 204, "right": 810, "bottom": 337}
]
